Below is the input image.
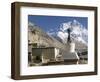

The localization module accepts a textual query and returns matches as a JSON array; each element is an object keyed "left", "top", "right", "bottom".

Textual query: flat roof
[{"left": 32, "top": 47, "right": 58, "bottom": 49}]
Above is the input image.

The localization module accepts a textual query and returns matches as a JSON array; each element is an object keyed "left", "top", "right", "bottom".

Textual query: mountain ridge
[{"left": 47, "top": 20, "right": 88, "bottom": 47}]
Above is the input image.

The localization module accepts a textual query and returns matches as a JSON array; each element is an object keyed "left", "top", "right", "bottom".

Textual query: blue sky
[{"left": 28, "top": 15, "right": 88, "bottom": 32}]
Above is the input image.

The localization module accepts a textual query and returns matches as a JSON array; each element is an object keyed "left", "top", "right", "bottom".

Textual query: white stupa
[{"left": 62, "top": 28, "right": 79, "bottom": 64}]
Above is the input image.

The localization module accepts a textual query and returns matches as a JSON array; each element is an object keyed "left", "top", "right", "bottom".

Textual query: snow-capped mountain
[{"left": 47, "top": 20, "right": 88, "bottom": 46}]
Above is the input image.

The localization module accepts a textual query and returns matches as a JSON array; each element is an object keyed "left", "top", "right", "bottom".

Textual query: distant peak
[
  {"left": 73, "top": 19, "right": 78, "bottom": 23},
  {"left": 28, "top": 22, "right": 35, "bottom": 27}
]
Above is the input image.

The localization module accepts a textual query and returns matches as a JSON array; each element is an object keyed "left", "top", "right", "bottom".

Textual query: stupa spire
[{"left": 67, "top": 28, "right": 72, "bottom": 43}]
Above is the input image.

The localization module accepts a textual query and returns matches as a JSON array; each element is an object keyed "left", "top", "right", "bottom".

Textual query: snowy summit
[{"left": 48, "top": 20, "right": 88, "bottom": 45}]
